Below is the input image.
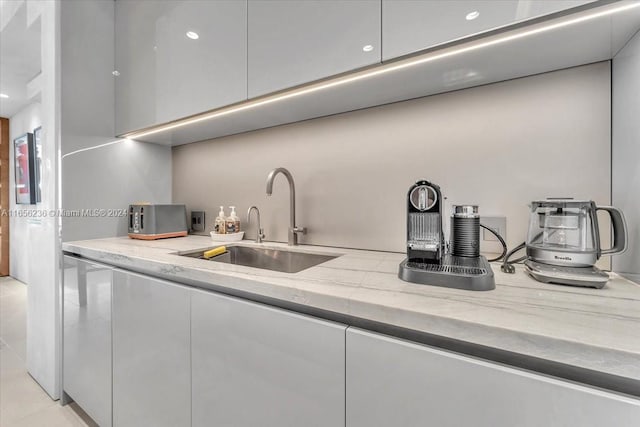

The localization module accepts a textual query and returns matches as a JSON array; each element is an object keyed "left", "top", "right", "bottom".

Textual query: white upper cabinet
[
  {"left": 115, "top": 0, "right": 640, "bottom": 145},
  {"left": 382, "top": 0, "right": 596, "bottom": 60},
  {"left": 115, "top": 0, "right": 247, "bottom": 135},
  {"left": 248, "top": 0, "right": 381, "bottom": 98}
]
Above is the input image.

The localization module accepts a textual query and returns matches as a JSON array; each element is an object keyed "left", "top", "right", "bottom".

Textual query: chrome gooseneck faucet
[
  {"left": 247, "top": 206, "right": 265, "bottom": 243},
  {"left": 266, "top": 167, "right": 306, "bottom": 246}
]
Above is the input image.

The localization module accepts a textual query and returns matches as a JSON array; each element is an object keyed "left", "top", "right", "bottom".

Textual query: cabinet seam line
[
  {"left": 190, "top": 293, "right": 193, "bottom": 426},
  {"left": 344, "top": 326, "right": 348, "bottom": 427},
  {"left": 246, "top": 0, "right": 249, "bottom": 100}
]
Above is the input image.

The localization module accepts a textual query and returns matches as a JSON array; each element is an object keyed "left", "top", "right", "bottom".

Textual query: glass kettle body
[{"left": 526, "top": 199, "right": 627, "bottom": 267}]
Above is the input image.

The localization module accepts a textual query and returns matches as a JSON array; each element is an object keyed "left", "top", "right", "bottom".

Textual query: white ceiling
[{"left": 0, "top": 0, "right": 41, "bottom": 118}]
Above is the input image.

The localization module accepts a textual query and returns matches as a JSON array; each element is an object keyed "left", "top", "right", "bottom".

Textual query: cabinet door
[
  {"left": 63, "top": 256, "right": 113, "bottom": 427},
  {"left": 382, "top": 0, "right": 595, "bottom": 60},
  {"left": 248, "top": 0, "right": 381, "bottom": 98},
  {"left": 347, "top": 328, "right": 640, "bottom": 427},
  {"left": 191, "top": 289, "right": 346, "bottom": 427},
  {"left": 115, "top": 0, "right": 247, "bottom": 134},
  {"left": 112, "top": 270, "right": 190, "bottom": 427}
]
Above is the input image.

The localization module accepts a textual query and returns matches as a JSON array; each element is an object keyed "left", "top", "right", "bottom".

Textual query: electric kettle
[{"left": 526, "top": 199, "right": 627, "bottom": 268}]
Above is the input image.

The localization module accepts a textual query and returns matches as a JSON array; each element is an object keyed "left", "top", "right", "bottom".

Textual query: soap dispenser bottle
[
  {"left": 226, "top": 206, "right": 240, "bottom": 234},
  {"left": 214, "top": 206, "right": 226, "bottom": 234}
]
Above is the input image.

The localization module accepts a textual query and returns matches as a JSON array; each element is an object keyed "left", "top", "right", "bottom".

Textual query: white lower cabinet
[
  {"left": 112, "top": 270, "right": 191, "bottom": 427},
  {"left": 346, "top": 328, "right": 640, "bottom": 427},
  {"left": 191, "top": 288, "right": 346, "bottom": 427},
  {"left": 63, "top": 256, "right": 113, "bottom": 427},
  {"left": 67, "top": 263, "right": 640, "bottom": 427}
]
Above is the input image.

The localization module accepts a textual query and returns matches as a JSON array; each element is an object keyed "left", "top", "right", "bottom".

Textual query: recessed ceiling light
[
  {"left": 0, "top": 93, "right": 8, "bottom": 99},
  {"left": 112, "top": 70, "right": 120, "bottom": 76},
  {"left": 362, "top": 44, "right": 374, "bottom": 52},
  {"left": 466, "top": 11, "right": 480, "bottom": 21},
  {"left": 186, "top": 31, "right": 199, "bottom": 40}
]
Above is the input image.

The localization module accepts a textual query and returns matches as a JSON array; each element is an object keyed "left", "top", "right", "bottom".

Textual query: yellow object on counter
[{"left": 203, "top": 246, "right": 227, "bottom": 259}]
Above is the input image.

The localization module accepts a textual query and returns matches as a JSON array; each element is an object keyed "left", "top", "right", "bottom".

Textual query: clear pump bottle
[
  {"left": 226, "top": 206, "right": 240, "bottom": 234},
  {"left": 214, "top": 206, "right": 226, "bottom": 234}
]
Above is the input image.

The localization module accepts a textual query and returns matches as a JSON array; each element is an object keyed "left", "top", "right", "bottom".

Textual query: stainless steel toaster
[{"left": 128, "top": 204, "right": 188, "bottom": 240}]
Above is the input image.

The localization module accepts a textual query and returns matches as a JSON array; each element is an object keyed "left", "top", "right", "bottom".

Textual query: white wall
[
  {"left": 173, "top": 62, "right": 612, "bottom": 256},
  {"left": 9, "top": 102, "right": 42, "bottom": 283},
  {"left": 8, "top": 0, "right": 60, "bottom": 399},
  {"left": 613, "top": 30, "right": 640, "bottom": 282},
  {"left": 6, "top": 0, "right": 173, "bottom": 402},
  {"left": 60, "top": 0, "right": 171, "bottom": 244},
  {"left": 62, "top": 141, "right": 172, "bottom": 242}
]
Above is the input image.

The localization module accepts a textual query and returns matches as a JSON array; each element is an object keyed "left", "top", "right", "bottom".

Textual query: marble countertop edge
[{"left": 61, "top": 236, "right": 640, "bottom": 386}]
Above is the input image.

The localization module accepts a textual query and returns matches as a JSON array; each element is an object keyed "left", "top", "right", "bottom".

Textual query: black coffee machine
[
  {"left": 405, "top": 180, "right": 445, "bottom": 264},
  {"left": 398, "top": 180, "right": 495, "bottom": 291}
]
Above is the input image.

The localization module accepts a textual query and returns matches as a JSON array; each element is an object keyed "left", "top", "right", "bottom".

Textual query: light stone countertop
[{"left": 62, "top": 235, "right": 640, "bottom": 388}]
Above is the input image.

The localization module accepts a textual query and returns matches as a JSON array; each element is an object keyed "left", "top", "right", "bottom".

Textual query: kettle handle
[{"left": 596, "top": 206, "right": 628, "bottom": 255}]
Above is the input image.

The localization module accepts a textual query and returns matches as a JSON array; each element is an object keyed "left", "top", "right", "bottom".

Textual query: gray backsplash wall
[
  {"left": 173, "top": 62, "right": 611, "bottom": 255},
  {"left": 613, "top": 31, "right": 640, "bottom": 281}
]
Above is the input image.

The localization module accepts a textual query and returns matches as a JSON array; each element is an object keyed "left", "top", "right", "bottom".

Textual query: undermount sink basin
[{"left": 177, "top": 245, "right": 340, "bottom": 273}]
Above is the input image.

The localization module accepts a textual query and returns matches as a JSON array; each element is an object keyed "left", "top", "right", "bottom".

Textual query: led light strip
[
  {"left": 62, "top": 139, "right": 131, "bottom": 159},
  {"left": 124, "top": 1, "right": 640, "bottom": 140}
]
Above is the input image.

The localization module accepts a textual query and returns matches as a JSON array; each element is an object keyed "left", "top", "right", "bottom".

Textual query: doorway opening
[{"left": 0, "top": 118, "right": 8, "bottom": 276}]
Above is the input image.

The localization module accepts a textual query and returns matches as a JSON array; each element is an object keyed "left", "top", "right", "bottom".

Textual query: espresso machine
[{"left": 398, "top": 180, "right": 495, "bottom": 291}]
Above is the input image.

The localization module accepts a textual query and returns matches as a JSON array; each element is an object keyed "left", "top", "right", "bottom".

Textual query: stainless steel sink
[{"left": 177, "top": 245, "right": 339, "bottom": 273}]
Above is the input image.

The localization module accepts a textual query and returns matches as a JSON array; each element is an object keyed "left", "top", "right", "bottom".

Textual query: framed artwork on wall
[
  {"left": 33, "top": 126, "right": 42, "bottom": 203},
  {"left": 14, "top": 133, "right": 36, "bottom": 205}
]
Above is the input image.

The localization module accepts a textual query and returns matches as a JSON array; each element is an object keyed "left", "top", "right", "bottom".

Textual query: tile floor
[{"left": 0, "top": 277, "right": 94, "bottom": 427}]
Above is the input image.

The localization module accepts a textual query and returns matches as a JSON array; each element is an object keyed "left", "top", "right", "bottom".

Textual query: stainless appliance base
[
  {"left": 524, "top": 260, "right": 609, "bottom": 288},
  {"left": 398, "top": 255, "right": 495, "bottom": 291}
]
